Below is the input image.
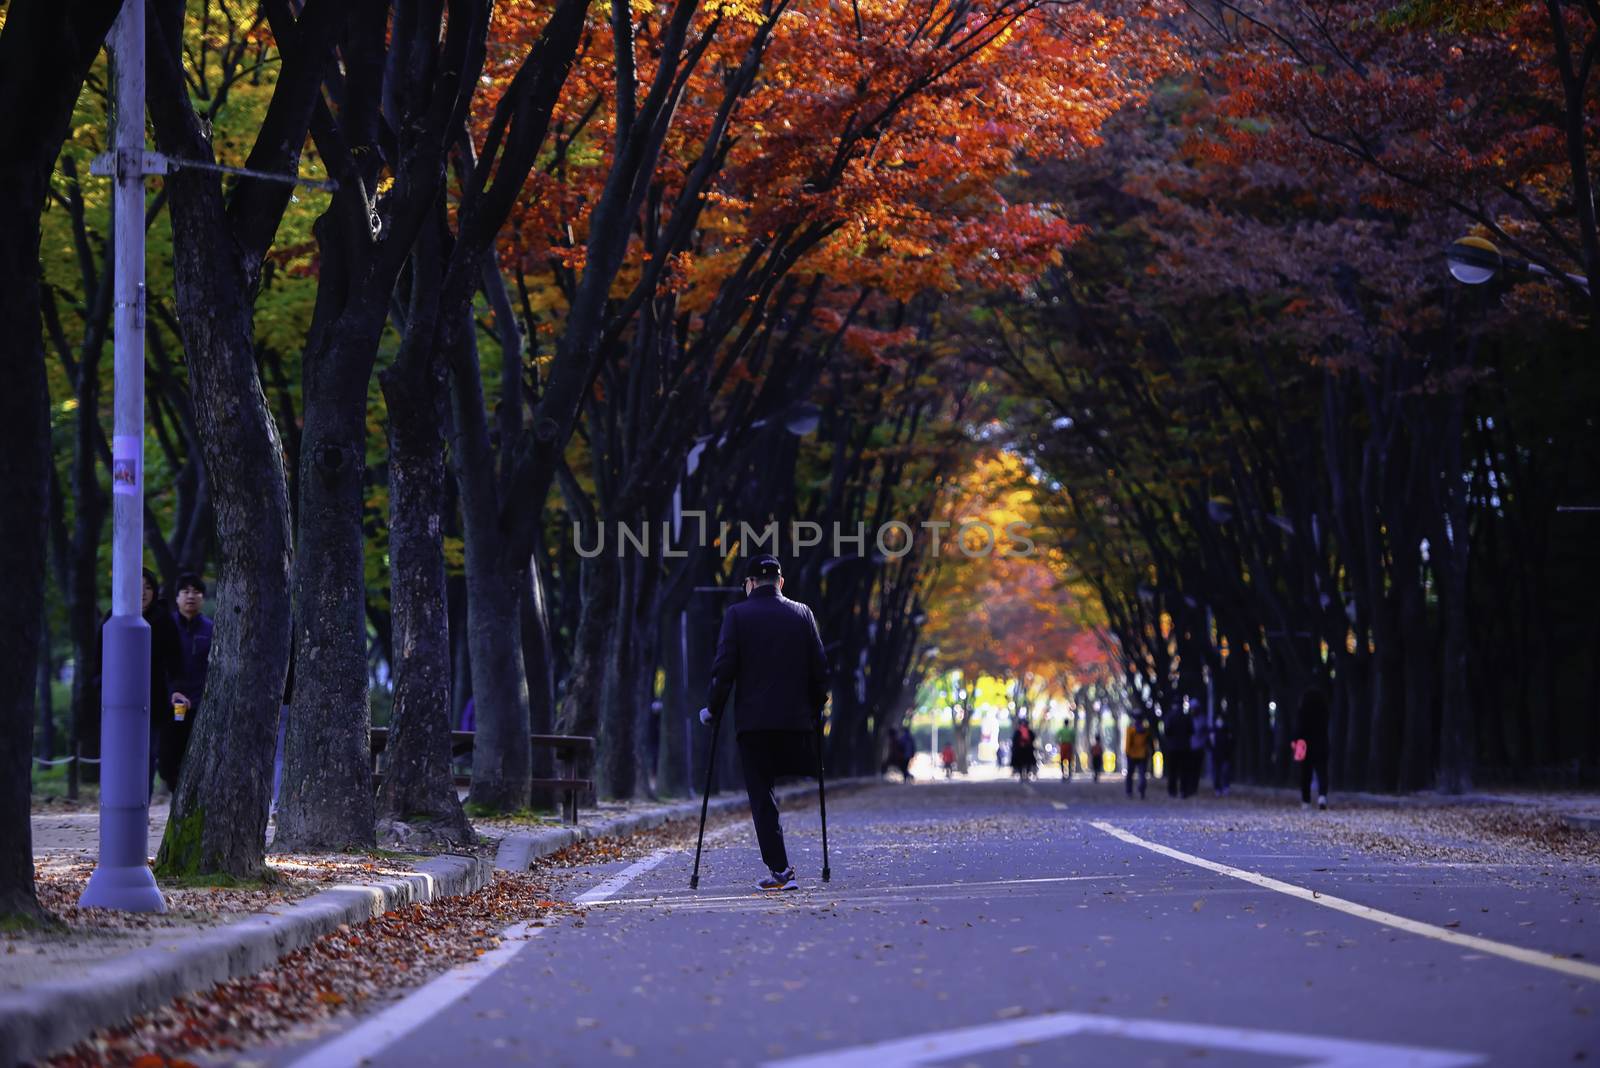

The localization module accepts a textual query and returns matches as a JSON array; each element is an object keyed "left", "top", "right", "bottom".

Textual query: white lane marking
[
  {"left": 1091, "top": 820, "right": 1600, "bottom": 984},
  {"left": 574, "top": 849, "right": 678, "bottom": 904},
  {"left": 761, "top": 1010, "right": 1482, "bottom": 1067},
  {"left": 284, "top": 846, "right": 678, "bottom": 1068},
  {"left": 590, "top": 872, "right": 1120, "bottom": 908}
]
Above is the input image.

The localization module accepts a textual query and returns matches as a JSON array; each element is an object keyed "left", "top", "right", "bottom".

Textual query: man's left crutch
[
  {"left": 816, "top": 719, "right": 831, "bottom": 883},
  {"left": 689, "top": 712, "right": 722, "bottom": 890}
]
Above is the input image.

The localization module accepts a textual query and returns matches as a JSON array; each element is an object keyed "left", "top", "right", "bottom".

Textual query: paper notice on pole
[{"left": 112, "top": 434, "right": 140, "bottom": 496}]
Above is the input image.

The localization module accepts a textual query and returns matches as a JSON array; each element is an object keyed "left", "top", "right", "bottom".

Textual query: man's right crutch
[
  {"left": 816, "top": 718, "right": 831, "bottom": 883},
  {"left": 689, "top": 713, "right": 722, "bottom": 890}
]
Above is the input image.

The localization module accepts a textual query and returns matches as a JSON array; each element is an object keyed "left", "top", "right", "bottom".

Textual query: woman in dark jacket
[
  {"left": 1296, "top": 686, "right": 1330, "bottom": 810},
  {"left": 141, "top": 569, "right": 183, "bottom": 795},
  {"left": 1010, "top": 721, "right": 1037, "bottom": 781}
]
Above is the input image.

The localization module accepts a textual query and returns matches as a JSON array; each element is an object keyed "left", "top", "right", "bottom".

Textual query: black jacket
[
  {"left": 94, "top": 602, "right": 182, "bottom": 729},
  {"left": 1297, "top": 690, "right": 1330, "bottom": 758},
  {"left": 706, "top": 585, "right": 829, "bottom": 735}
]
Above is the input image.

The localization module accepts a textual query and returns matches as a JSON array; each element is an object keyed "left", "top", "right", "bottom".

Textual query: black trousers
[
  {"left": 158, "top": 706, "right": 194, "bottom": 791},
  {"left": 1125, "top": 756, "right": 1148, "bottom": 797},
  {"left": 1300, "top": 750, "right": 1329, "bottom": 803},
  {"left": 738, "top": 730, "right": 812, "bottom": 874}
]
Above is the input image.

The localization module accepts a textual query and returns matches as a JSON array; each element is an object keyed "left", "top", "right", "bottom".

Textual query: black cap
[{"left": 745, "top": 555, "right": 782, "bottom": 580}]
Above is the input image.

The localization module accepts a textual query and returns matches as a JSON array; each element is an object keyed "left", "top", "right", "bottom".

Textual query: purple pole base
[{"left": 79, "top": 615, "right": 166, "bottom": 912}]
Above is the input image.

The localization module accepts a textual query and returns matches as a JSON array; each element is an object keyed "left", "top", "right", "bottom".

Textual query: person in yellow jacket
[{"left": 1124, "top": 718, "right": 1152, "bottom": 799}]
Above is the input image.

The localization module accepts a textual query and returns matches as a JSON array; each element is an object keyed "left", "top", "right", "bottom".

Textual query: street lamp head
[
  {"left": 1446, "top": 236, "right": 1501, "bottom": 286},
  {"left": 784, "top": 402, "right": 822, "bottom": 437}
]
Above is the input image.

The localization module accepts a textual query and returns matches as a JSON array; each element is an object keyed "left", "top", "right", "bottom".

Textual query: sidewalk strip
[
  {"left": 284, "top": 846, "right": 681, "bottom": 1068},
  {"left": 1090, "top": 820, "right": 1600, "bottom": 984}
]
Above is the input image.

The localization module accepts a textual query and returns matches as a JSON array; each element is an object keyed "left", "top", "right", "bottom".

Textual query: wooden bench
[
  {"left": 370, "top": 727, "right": 476, "bottom": 788},
  {"left": 529, "top": 733, "right": 595, "bottom": 826},
  {"left": 368, "top": 727, "right": 595, "bottom": 826}
]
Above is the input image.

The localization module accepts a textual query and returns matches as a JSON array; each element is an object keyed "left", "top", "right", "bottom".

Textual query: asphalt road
[{"left": 251, "top": 778, "right": 1598, "bottom": 1067}]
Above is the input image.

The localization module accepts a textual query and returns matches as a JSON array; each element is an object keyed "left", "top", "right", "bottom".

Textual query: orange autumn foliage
[{"left": 488, "top": 0, "right": 1178, "bottom": 341}]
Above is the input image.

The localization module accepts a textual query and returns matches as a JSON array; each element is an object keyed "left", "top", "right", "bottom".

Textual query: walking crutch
[
  {"left": 816, "top": 719, "right": 831, "bottom": 883},
  {"left": 689, "top": 712, "right": 723, "bottom": 890}
]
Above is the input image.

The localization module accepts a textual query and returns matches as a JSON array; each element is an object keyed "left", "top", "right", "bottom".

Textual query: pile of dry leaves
[
  {"left": 30, "top": 853, "right": 440, "bottom": 937},
  {"left": 45, "top": 871, "right": 580, "bottom": 1067}
]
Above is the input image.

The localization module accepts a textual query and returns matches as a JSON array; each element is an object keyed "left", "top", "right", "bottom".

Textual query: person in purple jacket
[{"left": 699, "top": 555, "right": 829, "bottom": 892}]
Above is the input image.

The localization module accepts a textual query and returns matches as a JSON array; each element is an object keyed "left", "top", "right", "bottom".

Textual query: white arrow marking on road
[
  {"left": 762, "top": 1010, "right": 1483, "bottom": 1067},
  {"left": 1091, "top": 820, "right": 1600, "bottom": 984}
]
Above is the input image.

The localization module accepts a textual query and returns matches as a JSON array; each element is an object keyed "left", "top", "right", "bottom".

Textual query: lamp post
[{"left": 80, "top": 0, "right": 164, "bottom": 913}]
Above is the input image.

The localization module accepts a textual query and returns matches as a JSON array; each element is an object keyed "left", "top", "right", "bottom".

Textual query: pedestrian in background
[
  {"left": 1057, "top": 717, "right": 1077, "bottom": 780},
  {"left": 1089, "top": 733, "right": 1105, "bottom": 783},
  {"left": 700, "top": 555, "right": 829, "bottom": 892},
  {"left": 137, "top": 569, "right": 182, "bottom": 798},
  {"left": 1164, "top": 702, "right": 1192, "bottom": 798},
  {"left": 881, "top": 727, "right": 904, "bottom": 779},
  {"left": 1124, "top": 718, "right": 1151, "bottom": 799},
  {"left": 1212, "top": 714, "right": 1234, "bottom": 795},
  {"left": 1185, "top": 698, "right": 1206, "bottom": 797},
  {"left": 162, "top": 572, "right": 213, "bottom": 790},
  {"left": 1295, "top": 686, "right": 1331, "bottom": 810},
  {"left": 898, "top": 724, "right": 916, "bottom": 781},
  {"left": 1010, "top": 719, "right": 1037, "bottom": 781}
]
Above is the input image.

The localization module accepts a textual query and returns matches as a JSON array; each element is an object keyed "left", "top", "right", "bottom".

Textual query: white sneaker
[
  {"left": 1318, "top": 796, "right": 1327, "bottom": 810},
  {"left": 1301, "top": 801, "right": 1310, "bottom": 811}
]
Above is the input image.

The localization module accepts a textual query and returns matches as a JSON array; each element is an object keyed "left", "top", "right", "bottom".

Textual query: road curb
[
  {"left": 1, "top": 853, "right": 491, "bottom": 1066},
  {"left": 1562, "top": 814, "right": 1600, "bottom": 834},
  {"left": 494, "top": 778, "right": 877, "bottom": 872}
]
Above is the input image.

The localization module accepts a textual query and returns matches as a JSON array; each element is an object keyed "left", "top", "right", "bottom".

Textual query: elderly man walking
[{"left": 699, "top": 555, "right": 830, "bottom": 891}]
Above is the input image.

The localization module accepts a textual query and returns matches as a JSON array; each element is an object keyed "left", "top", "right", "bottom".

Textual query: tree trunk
[
  {"left": 374, "top": 356, "right": 472, "bottom": 845},
  {"left": 464, "top": 559, "right": 532, "bottom": 812},
  {"left": 656, "top": 606, "right": 690, "bottom": 796},
  {"left": 1, "top": 5, "right": 122, "bottom": 913},
  {"left": 0, "top": 36, "right": 69, "bottom": 907},
  {"left": 522, "top": 549, "right": 559, "bottom": 808},
  {"left": 146, "top": 0, "right": 328, "bottom": 877},
  {"left": 557, "top": 550, "right": 617, "bottom": 746},
  {"left": 151, "top": 216, "right": 295, "bottom": 877},
  {"left": 1436, "top": 390, "right": 1475, "bottom": 794},
  {"left": 67, "top": 327, "right": 109, "bottom": 788},
  {"left": 275, "top": 326, "right": 382, "bottom": 853},
  {"left": 598, "top": 547, "right": 638, "bottom": 799},
  {"left": 449, "top": 567, "right": 472, "bottom": 724},
  {"left": 445, "top": 318, "right": 533, "bottom": 814},
  {"left": 686, "top": 579, "right": 719, "bottom": 793},
  {"left": 629, "top": 553, "right": 663, "bottom": 800},
  {"left": 1397, "top": 559, "right": 1434, "bottom": 791},
  {"left": 37, "top": 616, "right": 56, "bottom": 761}
]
